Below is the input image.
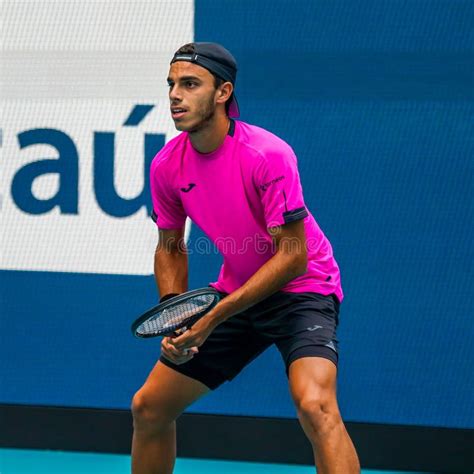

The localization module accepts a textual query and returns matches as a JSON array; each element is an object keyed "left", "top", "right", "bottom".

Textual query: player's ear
[{"left": 217, "top": 82, "right": 233, "bottom": 103}]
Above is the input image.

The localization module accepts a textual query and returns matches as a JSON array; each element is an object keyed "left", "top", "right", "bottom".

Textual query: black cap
[{"left": 171, "top": 42, "right": 240, "bottom": 118}]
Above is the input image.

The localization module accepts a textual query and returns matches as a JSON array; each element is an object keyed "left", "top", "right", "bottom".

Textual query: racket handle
[{"left": 172, "top": 326, "right": 188, "bottom": 337}]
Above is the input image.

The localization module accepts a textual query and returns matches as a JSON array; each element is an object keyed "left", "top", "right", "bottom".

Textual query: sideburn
[{"left": 188, "top": 93, "right": 217, "bottom": 134}]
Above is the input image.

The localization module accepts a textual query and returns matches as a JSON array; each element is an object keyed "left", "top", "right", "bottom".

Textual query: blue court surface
[{"left": 0, "top": 448, "right": 437, "bottom": 474}]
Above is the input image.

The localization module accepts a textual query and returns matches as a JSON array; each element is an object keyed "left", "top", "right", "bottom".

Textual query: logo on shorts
[
  {"left": 325, "top": 341, "right": 337, "bottom": 352},
  {"left": 307, "top": 325, "right": 323, "bottom": 331}
]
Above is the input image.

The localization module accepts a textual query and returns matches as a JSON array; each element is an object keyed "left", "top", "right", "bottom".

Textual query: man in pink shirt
[{"left": 132, "top": 42, "right": 360, "bottom": 474}]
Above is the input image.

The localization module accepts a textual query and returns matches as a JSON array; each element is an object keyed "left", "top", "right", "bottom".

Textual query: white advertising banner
[{"left": 1, "top": 1, "right": 194, "bottom": 274}]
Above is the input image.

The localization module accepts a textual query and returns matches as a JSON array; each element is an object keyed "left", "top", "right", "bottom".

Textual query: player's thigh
[
  {"left": 288, "top": 356, "right": 339, "bottom": 416},
  {"left": 132, "top": 359, "right": 210, "bottom": 423}
]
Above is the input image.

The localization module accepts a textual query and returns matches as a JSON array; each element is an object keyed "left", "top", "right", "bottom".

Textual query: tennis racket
[{"left": 131, "top": 287, "right": 222, "bottom": 338}]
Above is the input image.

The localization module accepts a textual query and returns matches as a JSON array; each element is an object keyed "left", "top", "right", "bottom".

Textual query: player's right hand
[{"left": 161, "top": 336, "right": 198, "bottom": 365}]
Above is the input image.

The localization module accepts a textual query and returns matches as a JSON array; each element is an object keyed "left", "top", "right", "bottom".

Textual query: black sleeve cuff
[{"left": 282, "top": 207, "right": 308, "bottom": 224}]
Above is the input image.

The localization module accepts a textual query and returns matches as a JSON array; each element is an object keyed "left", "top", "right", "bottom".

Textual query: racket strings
[{"left": 137, "top": 294, "right": 215, "bottom": 336}]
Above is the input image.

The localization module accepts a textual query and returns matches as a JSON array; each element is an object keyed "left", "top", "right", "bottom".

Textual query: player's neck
[{"left": 188, "top": 113, "right": 230, "bottom": 154}]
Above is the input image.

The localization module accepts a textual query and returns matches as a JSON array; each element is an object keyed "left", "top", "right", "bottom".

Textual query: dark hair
[{"left": 174, "top": 43, "right": 233, "bottom": 115}]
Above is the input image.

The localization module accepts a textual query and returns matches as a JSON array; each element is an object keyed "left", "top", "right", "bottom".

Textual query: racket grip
[{"left": 172, "top": 326, "right": 188, "bottom": 337}]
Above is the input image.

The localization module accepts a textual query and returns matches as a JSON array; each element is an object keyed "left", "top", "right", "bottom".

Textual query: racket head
[{"left": 131, "top": 287, "right": 222, "bottom": 338}]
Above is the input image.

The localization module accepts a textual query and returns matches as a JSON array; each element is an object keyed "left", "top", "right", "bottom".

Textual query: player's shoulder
[
  {"left": 235, "top": 120, "right": 295, "bottom": 159},
  {"left": 150, "top": 132, "right": 187, "bottom": 173}
]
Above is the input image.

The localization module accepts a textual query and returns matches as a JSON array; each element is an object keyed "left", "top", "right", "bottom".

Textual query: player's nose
[{"left": 169, "top": 85, "right": 182, "bottom": 102}]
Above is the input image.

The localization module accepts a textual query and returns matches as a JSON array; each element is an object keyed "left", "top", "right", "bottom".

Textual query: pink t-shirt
[{"left": 150, "top": 120, "right": 343, "bottom": 303}]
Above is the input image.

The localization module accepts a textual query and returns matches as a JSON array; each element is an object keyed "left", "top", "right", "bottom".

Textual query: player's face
[{"left": 167, "top": 62, "right": 220, "bottom": 133}]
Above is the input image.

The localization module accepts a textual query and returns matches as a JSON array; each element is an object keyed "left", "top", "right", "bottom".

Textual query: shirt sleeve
[
  {"left": 150, "top": 159, "right": 187, "bottom": 229},
  {"left": 254, "top": 147, "right": 308, "bottom": 228}
]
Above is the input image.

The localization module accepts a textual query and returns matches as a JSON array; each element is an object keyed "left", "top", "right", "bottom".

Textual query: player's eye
[{"left": 186, "top": 81, "right": 198, "bottom": 88}]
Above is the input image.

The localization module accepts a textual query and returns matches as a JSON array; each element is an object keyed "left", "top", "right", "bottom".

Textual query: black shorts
[{"left": 160, "top": 291, "right": 340, "bottom": 390}]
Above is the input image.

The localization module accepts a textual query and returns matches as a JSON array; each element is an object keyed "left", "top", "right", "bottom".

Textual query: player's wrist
[{"left": 209, "top": 300, "right": 235, "bottom": 326}]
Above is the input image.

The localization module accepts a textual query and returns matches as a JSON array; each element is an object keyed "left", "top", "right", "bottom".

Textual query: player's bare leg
[
  {"left": 289, "top": 357, "right": 360, "bottom": 474},
  {"left": 131, "top": 361, "right": 209, "bottom": 474}
]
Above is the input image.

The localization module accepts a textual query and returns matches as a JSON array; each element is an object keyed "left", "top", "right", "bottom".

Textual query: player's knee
[
  {"left": 296, "top": 392, "right": 340, "bottom": 436},
  {"left": 131, "top": 390, "right": 174, "bottom": 431}
]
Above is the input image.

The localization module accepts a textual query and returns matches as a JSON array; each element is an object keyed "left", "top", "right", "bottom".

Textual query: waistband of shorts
[{"left": 212, "top": 286, "right": 340, "bottom": 312}]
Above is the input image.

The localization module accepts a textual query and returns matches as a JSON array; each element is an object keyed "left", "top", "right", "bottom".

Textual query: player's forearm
[
  {"left": 154, "top": 246, "right": 188, "bottom": 298},
  {"left": 213, "top": 250, "right": 307, "bottom": 324}
]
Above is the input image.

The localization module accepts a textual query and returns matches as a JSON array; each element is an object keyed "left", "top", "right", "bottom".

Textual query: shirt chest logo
[{"left": 180, "top": 183, "right": 196, "bottom": 193}]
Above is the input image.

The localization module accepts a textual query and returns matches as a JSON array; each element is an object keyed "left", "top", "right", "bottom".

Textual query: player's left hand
[{"left": 170, "top": 311, "right": 218, "bottom": 350}]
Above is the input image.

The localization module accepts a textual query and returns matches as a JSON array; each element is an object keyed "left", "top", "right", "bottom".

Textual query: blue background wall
[{"left": 1, "top": 0, "right": 473, "bottom": 429}]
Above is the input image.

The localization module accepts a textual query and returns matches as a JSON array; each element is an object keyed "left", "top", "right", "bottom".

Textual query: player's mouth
[{"left": 171, "top": 107, "right": 188, "bottom": 119}]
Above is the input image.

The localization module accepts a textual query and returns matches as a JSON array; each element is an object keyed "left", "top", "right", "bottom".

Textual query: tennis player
[{"left": 131, "top": 42, "right": 360, "bottom": 473}]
